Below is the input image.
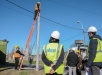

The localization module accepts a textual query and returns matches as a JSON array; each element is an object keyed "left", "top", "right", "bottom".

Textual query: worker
[
  {"left": 85, "top": 26, "right": 102, "bottom": 75},
  {"left": 28, "top": 55, "right": 33, "bottom": 67},
  {"left": 34, "top": 2, "right": 40, "bottom": 20},
  {"left": 41, "top": 30, "right": 64, "bottom": 75},
  {"left": 66, "top": 47, "right": 79, "bottom": 75},
  {"left": 14, "top": 45, "right": 24, "bottom": 70},
  {"left": 76, "top": 50, "right": 82, "bottom": 75}
]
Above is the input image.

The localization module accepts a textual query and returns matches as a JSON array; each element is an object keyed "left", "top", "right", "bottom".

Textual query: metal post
[
  {"left": 77, "top": 21, "right": 86, "bottom": 45},
  {"left": 36, "top": 13, "right": 40, "bottom": 71}
]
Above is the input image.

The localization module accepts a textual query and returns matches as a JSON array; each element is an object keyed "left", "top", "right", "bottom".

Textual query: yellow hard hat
[
  {"left": 15, "top": 45, "right": 19, "bottom": 49},
  {"left": 76, "top": 50, "right": 80, "bottom": 53}
]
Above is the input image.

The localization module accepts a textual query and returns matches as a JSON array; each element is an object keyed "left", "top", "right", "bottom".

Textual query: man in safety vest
[
  {"left": 85, "top": 26, "right": 102, "bottom": 75},
  {"left": 14, "top": 45, "right": 24, "bottom": 70},
  {"left": 41, "top": 30, "right": 64, "bottom": 75}
]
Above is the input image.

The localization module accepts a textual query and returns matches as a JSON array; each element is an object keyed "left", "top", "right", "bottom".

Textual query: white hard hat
[
  {"left": 71, "top": 47, "right": 76, "bottom": 51},
  {"left": 51, "top": 30, "right": 60, "bottom": 39},
  {"left": 88, "top": 26, "right": 97, "bottom": 32},
  {"left": 37, "top": 2, "right": 40, "bottom": 4}
]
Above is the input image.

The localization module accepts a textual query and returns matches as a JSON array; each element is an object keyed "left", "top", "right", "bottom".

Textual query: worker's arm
[
  {"left": 41, "top": 51, "right": 53, "bottom": 66},
  {"left": 66, "top": 53, "right": 70, "bottom": 65},
  {"left": 16, "top": 50, "right": 24, "bottom": 56},
  {"left": 52, "top": 47, "right": 64, "bottom": 71},
  {"left": 86, "top": 39, "right": 97, "bottom": 67}
]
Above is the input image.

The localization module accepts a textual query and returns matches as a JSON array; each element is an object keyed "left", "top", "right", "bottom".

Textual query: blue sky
[{"left": 0, "top": 0, "right": 102, "bottom": 55}]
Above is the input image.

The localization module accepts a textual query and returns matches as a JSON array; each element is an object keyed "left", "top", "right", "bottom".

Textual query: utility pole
[
  {"left": 36, "top": 13, "right": 40, "bottom": 71},
  {"left": 77, "top": 21, "right": 86, "bottom": 45}
]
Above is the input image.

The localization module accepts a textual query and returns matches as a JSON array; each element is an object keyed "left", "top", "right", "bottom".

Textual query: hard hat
[
  {"left": 51, "top": 30, "right": 60, "bottom": 39},
  {"left": 37, "top": 2, "right": 40, "bottom": 4},
  {"left": 76, "top": 50, "right": 80, "bottom": 53},
  {"left": 71, "top": 47, "right": 76, "bottom": 51},
  {"left": 88, "top": 26, "right": 97, "bottom": 32},
  {"left": 15, "top": 45, "right": 19, "bottom": 49}
]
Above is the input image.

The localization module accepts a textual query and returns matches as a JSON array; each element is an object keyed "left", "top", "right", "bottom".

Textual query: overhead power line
[
  {"left": 0, "top": 4, "right": 32, "bottom": 18},
  {"left": 48, "top": 0, "right": 102, "bottom": 17},
  {"left": 61, "top": 33, "right": 83, "bottom": 43},
  {"left": 41, "top": 16, "right": 81, "bottom": 30},
  {"left": 6, "top": 0, "right": 34, "bottom": 14},
  {"left": 5, "top": 0, "right": 82, "bottom": 30}
]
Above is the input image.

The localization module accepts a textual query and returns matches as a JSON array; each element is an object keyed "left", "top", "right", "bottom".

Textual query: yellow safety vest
[
  {"left": 88, "top": 38, "right": 102, "bottom": 62},
  {"left": 43, "top": 43, "right": 64, "bottom": 74}
]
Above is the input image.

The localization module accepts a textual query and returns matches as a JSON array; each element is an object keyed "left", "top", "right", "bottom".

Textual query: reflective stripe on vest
[
  {"left": 14, "top": 50, "right": 21, "bottom": 58},
  {"left": 43, "top": 43, "right": 64, "bottom": 74},
  {"left": 89, "top": 38, "right": 102, "bottom": 62}
]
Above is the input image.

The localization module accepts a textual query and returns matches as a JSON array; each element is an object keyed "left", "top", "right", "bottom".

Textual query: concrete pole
[{"left": 36, "top": 13, "right": 40, "bottom": 71}]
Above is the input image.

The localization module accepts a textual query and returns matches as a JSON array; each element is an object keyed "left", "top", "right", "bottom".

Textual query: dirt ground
[{"left": 0, "top": 68, "right": 45, "bottom": 75}]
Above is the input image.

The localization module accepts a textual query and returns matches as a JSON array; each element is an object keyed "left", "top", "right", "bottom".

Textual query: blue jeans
[{"left": 84, "top": 66, "right": 92, "bottom": 75}]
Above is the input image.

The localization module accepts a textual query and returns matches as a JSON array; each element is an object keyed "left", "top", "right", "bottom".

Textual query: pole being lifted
[{"left": 35, "top": 2, "right": 41, "bottom": 71}]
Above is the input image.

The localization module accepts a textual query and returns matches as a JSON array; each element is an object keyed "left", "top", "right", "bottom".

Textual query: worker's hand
[
  {"left": 86, "top": 67, "right": 89, "bottom": 72},
  {"left": 50, "top": 68, "right": 54, "bottom": 74},
  {"left": 51, "top": 64, "right": 55, "bottom": 67}
]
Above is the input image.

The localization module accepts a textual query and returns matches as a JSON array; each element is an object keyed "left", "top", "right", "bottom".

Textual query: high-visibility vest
[
  {"left": 88, "top": 38, "right": 102, "bottom": 62},
  {"left": 14, "top": 50, "right": 21, "bottom": 58},
  {"left": 43, "top": 43, "right": 64, "bottom": 74}
]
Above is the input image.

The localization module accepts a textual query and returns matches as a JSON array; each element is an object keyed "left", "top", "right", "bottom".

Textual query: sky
[{"left": 0, "top": 0, "right": 102, "bottom": 55}]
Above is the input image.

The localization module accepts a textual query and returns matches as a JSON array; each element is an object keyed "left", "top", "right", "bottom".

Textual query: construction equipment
[
  {"left": 0, "top": 39, "right": 8, "bottom": 65},
  {"left": 19, "top": 4, "right": 40, "bottom": 70}
]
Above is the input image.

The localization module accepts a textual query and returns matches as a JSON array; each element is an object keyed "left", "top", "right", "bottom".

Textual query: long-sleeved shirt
[
  {"left": 16, "top": 50, "right": 24, "bottom": 56},
  {"left": 86, "top": 35, "right": 102, "bottom": 67},
  {"left": 41, "top": 46, "right": 64, "bottom": 71},
  {"left": 66, "top": 51, "right": 79, "bottom": 67}
]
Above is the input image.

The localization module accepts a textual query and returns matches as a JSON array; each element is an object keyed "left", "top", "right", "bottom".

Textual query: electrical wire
[
  {"left": 47, "top": 0, "right": 102, "bottom": 17},
  {"left": 5, "top": 0, "right": 82, "bottom": 30},
  {"left": 0, "top": 4, "right": 32, "bottom": 18},
  {"left": 61, "top": 33, "right": 83, "bottom": 43}
]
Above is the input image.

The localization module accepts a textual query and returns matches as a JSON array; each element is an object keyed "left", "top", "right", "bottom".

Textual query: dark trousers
[
  {"left": 46, "top": 73, "right": 62, "bottom": 75},
  {"left": 34, "top": 10, "right": 39, "bottom": 20},
  {"left": 76, "top": 69, "right": 81, "bottom": 75},
  {"left": 15, "top": 58, "right": 19, "bottom": 69}
]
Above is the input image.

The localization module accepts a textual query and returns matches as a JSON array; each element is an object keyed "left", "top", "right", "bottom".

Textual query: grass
[
  {"left": 19, "top": 71, "right": 29, "bottom": 75},
  {"left": 19, "top": 69, "right": 45, "bottom": 75},
  {"left": 0, "top": 68, "right": 6, "bottom": 70}
]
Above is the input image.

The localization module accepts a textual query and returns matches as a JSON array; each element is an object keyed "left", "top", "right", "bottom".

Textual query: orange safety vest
[{"left": 14, "top": 50, "right": 21, "bottom": 58}]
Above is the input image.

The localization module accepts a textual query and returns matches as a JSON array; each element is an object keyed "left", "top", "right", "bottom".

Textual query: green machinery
[{"left": 0, "top": 39, "right": 8, "bottom": 65}]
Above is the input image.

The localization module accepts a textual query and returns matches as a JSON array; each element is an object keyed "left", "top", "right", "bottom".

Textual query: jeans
[
  {"left": 68, "top": 66, "right": 76, "bottom": 75},
  {"left": 84, "top": 66, "right": 92, "bottom": 75}
]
